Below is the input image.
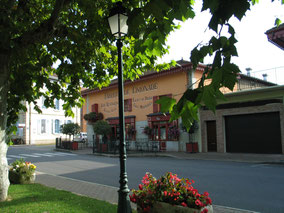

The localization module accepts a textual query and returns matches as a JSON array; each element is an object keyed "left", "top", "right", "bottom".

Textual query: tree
[
  {"left": 93, "top": 120, "right": 111, "bottom": 136},
  {"left": 0, "top": 0, "right": 282, "bottom": 201},
  {"left": 60, "top": 123, "right": 80, "bottom": 141}
]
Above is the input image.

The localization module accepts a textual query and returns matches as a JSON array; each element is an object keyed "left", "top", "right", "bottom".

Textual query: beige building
[{"left": 81, "top": 60, "right": 276, "bottom": 153}]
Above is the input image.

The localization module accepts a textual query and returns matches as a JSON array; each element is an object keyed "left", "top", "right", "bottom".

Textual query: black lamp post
[{"left": 108, "top": 2, "right": 132, "bottom": 213}]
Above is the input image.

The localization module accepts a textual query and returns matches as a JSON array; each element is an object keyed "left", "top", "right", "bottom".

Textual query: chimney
[
  {"left": 246, "top": 68, "right": 252, "bottom": 76},
  {"left": 262, "top": 73, "right": 268, "bottom": 81}
]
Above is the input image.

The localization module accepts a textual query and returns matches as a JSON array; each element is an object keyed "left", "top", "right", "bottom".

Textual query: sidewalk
[
  {"left": 59, "top": 146, "right": 284, "bottom": 164},
  {"left": 33, "top": 147, "right": 282, "bottom": 212},
  {"left": 35, "top": 172, "right": 258, "bottom": 213}
]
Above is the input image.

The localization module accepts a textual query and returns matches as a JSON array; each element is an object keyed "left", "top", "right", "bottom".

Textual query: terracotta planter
[
  {"left": 138, "top": 202, "right": 213, "bottom": 213},
  {"left": 9, "top": 170, "right": 36, "bottom": 184}
]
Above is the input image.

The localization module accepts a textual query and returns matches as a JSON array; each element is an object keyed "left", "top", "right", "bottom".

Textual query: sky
[{"left": 160, "top": 1, "right": 284, "bottom": 85}]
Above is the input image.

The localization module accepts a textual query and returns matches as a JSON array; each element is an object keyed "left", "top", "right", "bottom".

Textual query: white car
[{"left": 74, "top": 132, "right": 87, "bottom": 142}]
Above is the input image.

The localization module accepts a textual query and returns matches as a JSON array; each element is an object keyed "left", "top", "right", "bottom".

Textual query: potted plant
[
  {"left": 9, "top": 159, "right": 37, "bottom": 184},
  {"left": 93, "top": 120, "right": 111, "bottom": 152},
  {"left": 60, "top": 123, "right": 81, "bottom": 150},
  {"left": 143, "top": 126, "right": 152, "bottom": 137},
  {"left": 130, "top": 172, "right": 213, "bottom": 213},
  {"left": 168, "top": 125, "right": 180, "bottom": 140}
]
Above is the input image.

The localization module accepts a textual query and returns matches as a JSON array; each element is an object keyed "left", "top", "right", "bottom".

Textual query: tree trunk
[{"left": 0, "top": 53, "right": 10, "bottom": 201}]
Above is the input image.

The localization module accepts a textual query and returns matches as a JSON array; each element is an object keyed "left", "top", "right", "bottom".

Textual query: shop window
[
  {"left": 108, "top": 117, "right": 136, "bottom": 141},
  {"left": 153, "top": 94, "right": 172, "bottom": 113},
  {"left": 125, "top": 123, "right": 136, "bottom": 140},
  {"left": 124, "top": 99, "right": 132, "bottom": 112},
  {"left": 151, "top": 121, "right": 179, "bottom": 141}
]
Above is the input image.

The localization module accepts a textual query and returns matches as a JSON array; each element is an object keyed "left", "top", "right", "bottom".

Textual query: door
[
  {"left": 225, "top": 112, "right": 282, "bottom": 154},
  {"left": 152, "top": 122, "right": 167, "bottom": 151},
  {"left": 207, "top": 121, "right": 217, "bottom": 152}
]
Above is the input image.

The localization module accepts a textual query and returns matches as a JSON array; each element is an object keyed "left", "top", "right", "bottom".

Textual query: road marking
[
  {"left": 45, "top": 152, "right": 77, "bottom": 156},
  {"left": 7, "top": 152, "right": 77, "bottom": 160},
  {"left": 32, "top": 153, "right": 55, "bottom": 157},
  {"left": 19, "top": 154, "right": 41, "bottom": 158},
  {"left": 7, "top": 155, "right": 26, "bottom": 159}
]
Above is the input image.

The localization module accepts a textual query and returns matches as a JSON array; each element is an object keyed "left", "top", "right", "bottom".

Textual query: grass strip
[{"left": 0, "top": 183, "right": 117, "bottom": 213}]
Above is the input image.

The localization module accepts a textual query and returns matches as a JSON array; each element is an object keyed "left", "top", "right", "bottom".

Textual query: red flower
[
  {"left": 206, "top": 197, "right": 212, "bottom": 205},
  {"left": 201, "top": 208, "right": 209, "bottom": 213},
  {"left": 195, "top": 199, "right": 202, "bottom": 206},
  {"left": 203, "top": 192, "right": 209, "bottom": 197},
  {"left": 139, "top": 184, "right": 143, "bottom": 190},
  {"left": 129, "top": 194, "right": 137, "bottom": 203},
  {"left": 181, "top": 202, "right": 187, "bottom": 207},
  {"left": 164, "top": 191, "right": 168, "bottom": 196}
]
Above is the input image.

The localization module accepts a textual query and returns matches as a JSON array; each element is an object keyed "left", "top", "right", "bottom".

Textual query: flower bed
[
  {"left": 9, "top": 159, "right": 36, "bottom": 184},
  {"left": 130, "top": 172, "right": 213, "bottom": 213}
]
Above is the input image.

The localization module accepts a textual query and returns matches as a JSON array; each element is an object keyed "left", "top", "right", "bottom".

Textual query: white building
[
  {"left": 14, "top": 76, "right": 81, "bottom": 145},
  {"left": 15, "top": 98, "right": 81, "bottom": 145}
]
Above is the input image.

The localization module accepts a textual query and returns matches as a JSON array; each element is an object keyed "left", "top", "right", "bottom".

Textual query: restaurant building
[{"left": 81, "top": 60, "right": 276, "bottom": 152}]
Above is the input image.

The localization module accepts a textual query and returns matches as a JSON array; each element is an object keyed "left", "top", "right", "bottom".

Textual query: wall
[{"left": 200, "top": 102, "right": 284, "bottom": 153}]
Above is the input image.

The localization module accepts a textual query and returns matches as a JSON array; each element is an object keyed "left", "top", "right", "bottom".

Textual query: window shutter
[
  {"left": 153, "top": 96, "right": 158, "bottom": 113},
  {"left": 52, "top": 119, "right": 54, "bottom": 134},
  {"left": 91, "top": 104, "right": 98, "bottom": 113},
  {"left": 46, "top": 119, "right": 50, "bottom": 134},
  {"left": 129, "top": 99, "right": 132, "bottom": 112}
]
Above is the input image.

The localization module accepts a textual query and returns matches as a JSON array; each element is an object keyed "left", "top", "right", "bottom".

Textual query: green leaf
[
  {"left": 275, "top": 18, "right": 282, "bottom": 26},
  {"left": 156, "top": 96, "right": 176, "bottom": 113}
]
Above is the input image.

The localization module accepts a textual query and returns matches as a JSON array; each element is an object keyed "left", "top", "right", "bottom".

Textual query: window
[
  {"left": 124, "top": 99, "right": 132, "bottom": 112},
  {"left": 125, "top": 123, "right": 136, "bottom": 140},
  {"left": 54, "top": 99, "right": 60, "bottom": 110},
  {"left": 42, "top": 97, "right": 46, "bottom": 109},
  {"left": 150, "top": 121, "right": 179, "bottom": 141},
  {"left": 153, "top": 94, "right": 172, "bottom": 113},
  {"left": 67, "top": 120, "right": 72, "bottom": 124},
  {"left": 55, "top": 119, "right": 60, "bottom": 133},
  {"left": 91, "top": 104, "right": 98, "bottom": 113},
  {"left": 41, "top": 119, "right": 46, "bottom": 133}
]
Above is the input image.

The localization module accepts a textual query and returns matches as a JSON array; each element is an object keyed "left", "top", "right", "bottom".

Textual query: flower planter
[
  {"left": 9, "top": 170, "right": 36, "bottom": 184},
  {"left": 138, "top": 202, "right": 213, "bottom": 213}
]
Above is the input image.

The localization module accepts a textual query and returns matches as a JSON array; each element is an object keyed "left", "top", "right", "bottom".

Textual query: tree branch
[{"left": 14, "top": 0, "right": 72, "bottom": 49}]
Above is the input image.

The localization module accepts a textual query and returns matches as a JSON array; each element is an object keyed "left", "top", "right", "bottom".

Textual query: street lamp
[{"left": 108, "top": 2, "right": 132, "bottom": 213}]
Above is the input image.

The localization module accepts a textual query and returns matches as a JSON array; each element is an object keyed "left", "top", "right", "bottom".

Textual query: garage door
[{"left": 225, "top": 112, "right": 282, "bottom": 154}]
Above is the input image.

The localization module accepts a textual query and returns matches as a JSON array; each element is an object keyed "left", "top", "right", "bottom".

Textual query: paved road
[{"left": 7, "top": 145, "right": 284, "bottom": 213}]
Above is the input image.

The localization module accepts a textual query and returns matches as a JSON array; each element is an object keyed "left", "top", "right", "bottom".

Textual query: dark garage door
[{"left": 225, "top": 112, "right": 282, "bottom": 154}]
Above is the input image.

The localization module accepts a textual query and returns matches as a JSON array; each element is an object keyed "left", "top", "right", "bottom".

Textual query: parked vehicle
[{"left": 74, "top": 132, "right": 87, "bottom": 142}]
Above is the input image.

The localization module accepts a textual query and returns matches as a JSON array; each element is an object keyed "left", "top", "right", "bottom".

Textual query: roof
[
  {"left": 265, "top": 23, "right": 284, "bottom": 50},
  {"left": 81, "top": 60, "right": 201, "bottom": 96},
  {"left": 239, "top": 73, "right": 276, "bottom": 86},
  {"left": 81, "top": 61, "right": 275, "bottom": 96}
]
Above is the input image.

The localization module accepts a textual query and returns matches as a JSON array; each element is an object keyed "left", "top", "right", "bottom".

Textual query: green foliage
[
  {"left": 83, "top": 112, "right": 104, "bottom": 122},
  {"left": 60, "top": 123, "right": 80, "bottom": 138},
  {"left": 93, "top": 120, "right": 111, "bottom": 136},
  {"left": 1, "top": 0, "right": 283, "bottom": 132}
]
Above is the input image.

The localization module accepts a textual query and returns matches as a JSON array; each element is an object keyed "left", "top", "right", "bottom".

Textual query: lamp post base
[{"left": 117, "top": 189, "right": 132, "bottom": 213}]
